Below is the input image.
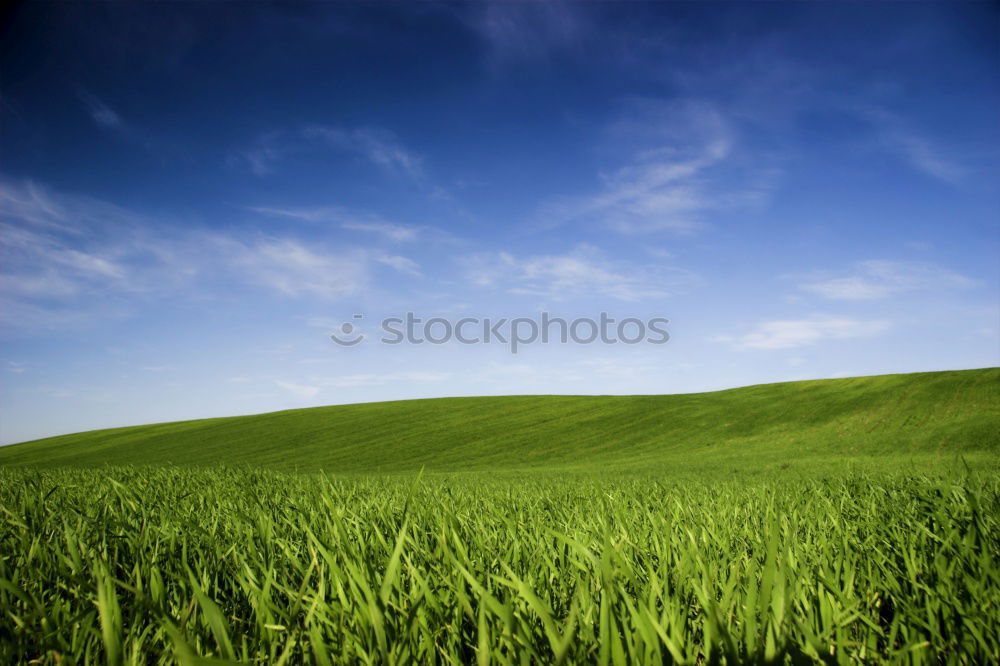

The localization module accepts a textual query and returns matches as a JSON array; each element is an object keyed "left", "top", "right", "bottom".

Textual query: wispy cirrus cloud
[
  {"left": 231, "top": 130, "right": 286, "bottom": 176},
  {"left": 342, "top": 222, "right": 419, "bottom": 243},
  {"left": 77, "top": 90, "right": 161, "bottom": 153},
  {"left": 714, "top": 316, "right": 890, "bottom": 351},
  {"left": 459, "top": 1, "right": 588, "bottom": 67},
  {"left": 222, "top": 238, "right": 370, "bottom": 301},
  {"left": 797, "top": 260, "right": 975, "bottom": 301},
  {"left": 0, "top": 178, "right": 422, "bottom": 332},
  {"left": 862, "top": 107, "right": 966, "bottom": 184},
  {"left": 275, "top": 380, "right": 322, "bottom": 399},
  {"left": 247, "top": 205, "right": 421, "bottom": 242},
  {"left": 539, "top": 99, "right": 775, "bottom": 235},
  {"left": 0, "top": 180, "right": 145, "bottom": 313},
  {"left": 463, "top": 243, "right": 699, "bottom": 302},
  {"left": 207, "top": 234, "right": 421, "bottom": 299},
  {"left": 0, "top": 180, "right": 83, "bottom": 232},
  {"left": 232, "top": 125, "right": 425, "bottom": 182},
  {"left": 321, "top": 370, "right": 452, "bottom": 389},
  {"left": 374, "top": 253, "right": 421, "bottom": 276},
  {"left": 274, "top": 370, "right": 453, "bottom": 399},
  {"left": 303, "top": 125, "right": 424, "bottom": 181},
  {"left": 882, "top": 130, "right": 964, "bottom": 183},
  {"left": 79, "top": 90, "right": 123, "bottom": 129},
  {"left": 0, "top": 231, "right": 127, "bottom": 300}
]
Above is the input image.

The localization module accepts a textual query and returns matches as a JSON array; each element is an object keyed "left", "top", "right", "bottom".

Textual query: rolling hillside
[{"left": 1, "top": 368, "right": 997, "bottom": 474}]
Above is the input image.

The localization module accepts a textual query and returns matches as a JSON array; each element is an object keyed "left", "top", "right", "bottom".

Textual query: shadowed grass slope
[{"left": 0, "top": 368, "right": 997, "bottom": 474}]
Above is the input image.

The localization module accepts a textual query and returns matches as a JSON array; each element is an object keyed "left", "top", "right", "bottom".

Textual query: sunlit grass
[
  {"left": 2, "top": 467, "right": 997, "bottom": 664},
  {"left": 2, "top": 368, "right": 997, "bottom": 477}
]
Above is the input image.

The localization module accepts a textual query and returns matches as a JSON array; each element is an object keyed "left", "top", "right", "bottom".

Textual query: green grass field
[
  {"left": 2, "top": 368, "right": 998, "bottom": 474},
  {"left": 1, "top": 368, "right": 998, "bottom": 664}
]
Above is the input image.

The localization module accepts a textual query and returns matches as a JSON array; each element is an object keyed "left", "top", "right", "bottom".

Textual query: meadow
[
  {"left": 1, "top": 369, "right": 997, "bottom": 475},
  {"left": 1, "top": 369, "right": 998, "bottom": 664}
]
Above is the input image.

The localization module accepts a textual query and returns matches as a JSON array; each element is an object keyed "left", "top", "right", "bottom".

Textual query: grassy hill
[{"left": 1, "top": 367, "right": 997, "bottom": 475}]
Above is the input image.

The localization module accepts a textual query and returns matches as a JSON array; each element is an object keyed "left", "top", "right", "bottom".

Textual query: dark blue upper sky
[{"left": 1, "top": 2, "right": 998, "bottom": 442}]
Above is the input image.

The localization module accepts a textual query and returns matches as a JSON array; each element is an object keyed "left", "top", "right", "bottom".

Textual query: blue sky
[{"left": 1, "top": 2, "right": 997, "bottom": 443}]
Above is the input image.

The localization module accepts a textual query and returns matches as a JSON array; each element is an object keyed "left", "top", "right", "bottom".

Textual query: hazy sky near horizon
[{"left": 1, "top": 2, "right": 998, "bottom": 443}]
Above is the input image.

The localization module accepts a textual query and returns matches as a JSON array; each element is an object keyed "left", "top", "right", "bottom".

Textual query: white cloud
[
  {"left": 0, "top": 180, "right": 76, "bottom": 232},
  {"left": 863, "top": 108, "right": 965, "bottom": 183},
  {"left": 803, "top": 277, "right": 892, "bottom": 301},
  {"left": 342, "top": 221, "right": 418, "bottom": 243},
  {"left": 305, "top": 316, "right": 345, "bottom": 330},
  {"left": 231, "top": 131, "right": 286, "bottom": 176},
  {"left": 233, "top": 125, "right": 425, "bottom": 182},
  {"left": 79, "top": 91, "right": 122, "bottom": 129},
  {"left": 462, "top": 2, "right": 587, "bottom": 66},
  {"left": 0, "top": 191, "right": 188, "bottom": 334},
  {"left": 538, "top": 99, "right": 768, "bottom": 235},
  {"left": 0, "top": 185, "right": 137, "bottom": 306},
  {"left": 77, "top": 91, "right": 159, "bottom": 153},
  {"left": 0, "top": 296, "right": 127, "bottom": 333},
  {"left": 463, "top": 244, "right": 699, "bottom": 302},
  {"left": 321, "top": 371, "right": 452, "bottom": 389},
  {"left": 577, "top": 357, "right": 651, "bottom": 382},
  {"left": 722, "top": 316, "right": 890, "bottom": 350},
  {"left": 275, "top": 380, "right": 321, "bottom": 398},
  {"left": 247, "top": 206, "right": 421, "bottom": 242},
  {"left": 374, "top": 253, "right": 421, "bottom": 276},
  {"left": 269, "top": 371, "right": 455, "bottom": 394},
  {"left": 886, "top": 132, "right": 964, "bottom": 183},
  {"left": 799, "top": 260, "right": 975, "bottom": 301},
  {"left": 226, "top": 238, "right": 369, "bottom": 301},
  {"left": 50, "top": 248, "right": 126, "bottom": 280},
  {"left": 0, "top": 179, "right": 421, "bottom": 333},
  {"left": 645, "top": 247, "right": 674, "bottom": 260},
  {"left": 303, "top": 126, "right": 424, "bottom": 180}
]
